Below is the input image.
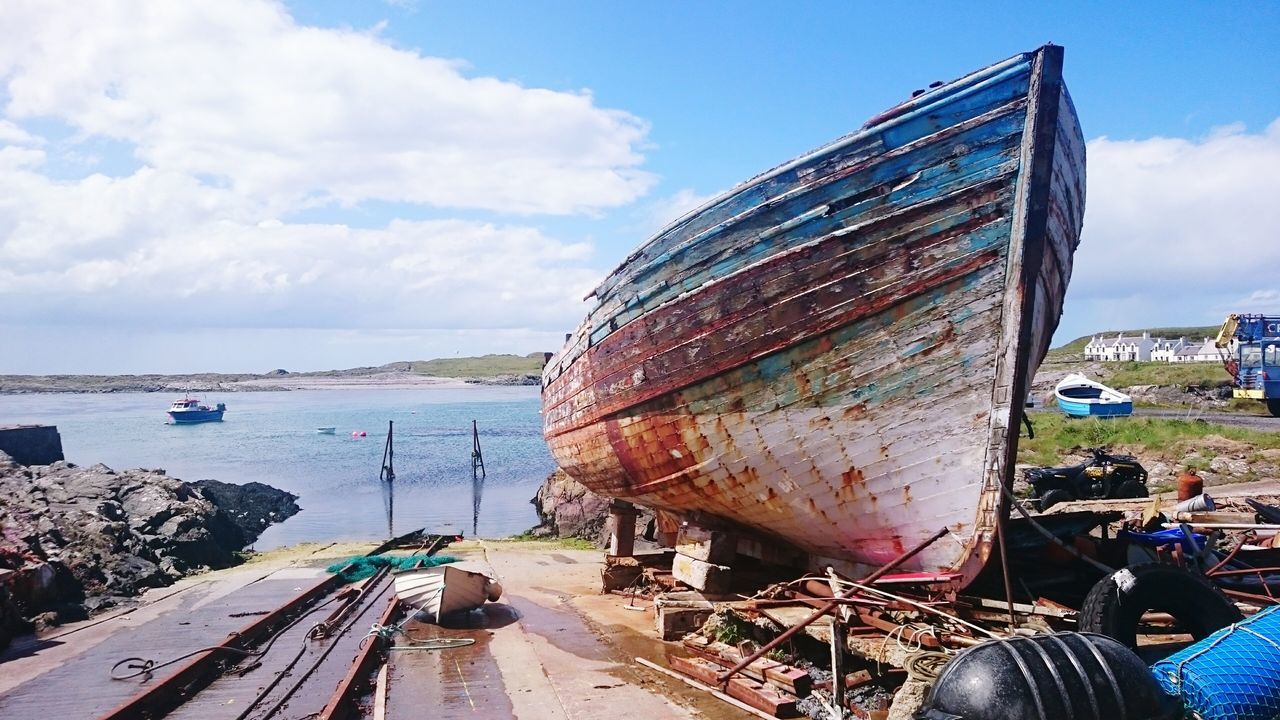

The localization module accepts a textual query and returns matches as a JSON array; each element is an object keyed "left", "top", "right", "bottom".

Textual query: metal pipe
[
  {"left": 1223, "top": 588, "right": 1280, "bottom": 605},
  {"left": 995, "top": 509, "right": 1018, "bottom": 630},
  {"left": 1207, "top": 566, "right": 1280, "bottom": 578},
  {"left": 1205, "top": 537, "right": 1248, "bottom": 575},
  {"left": 715, "top": 526, "right": 950, "bottom": 684}
]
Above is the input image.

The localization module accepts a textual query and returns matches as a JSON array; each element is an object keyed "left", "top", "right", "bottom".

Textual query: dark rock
[
  {"left": 191, "top": 479, "right": 300, "bottom": 544},
  {"left": 30, "top": 611, "right": 60, "bottom": 632},
  {"left": 528, "top": 469, "right": 655, "bottom": 547},
  {"left": 0, "top": 450, "right": 297, "bottom": 648}
]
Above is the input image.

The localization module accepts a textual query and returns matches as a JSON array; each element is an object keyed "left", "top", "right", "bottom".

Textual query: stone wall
[{"left": 0, "top": 425, "right": 64, "bottom": 466}]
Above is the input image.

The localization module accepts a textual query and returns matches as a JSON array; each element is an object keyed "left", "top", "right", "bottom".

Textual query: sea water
[{"left": 0, "top": 387, "right": 556, "bottom": 549}]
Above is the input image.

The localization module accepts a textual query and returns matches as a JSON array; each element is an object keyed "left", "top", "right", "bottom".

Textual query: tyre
[
  {"left": 1038, "top": 489, "right": 1073, "bottom": 512},
  {"left": 1079, "top": 563, "right": 1242, "bottom": 648},
  {"left": 1268, "top": 399, "right": 1280, "bottom": 418},
  {"left": 1115, "top": 479, "right": 1149, "bottom": 499}
]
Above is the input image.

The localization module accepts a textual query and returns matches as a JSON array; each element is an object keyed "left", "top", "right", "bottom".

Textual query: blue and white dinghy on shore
[{"left": 1055, "top": 373, "right": 1133, "bottom": 418}]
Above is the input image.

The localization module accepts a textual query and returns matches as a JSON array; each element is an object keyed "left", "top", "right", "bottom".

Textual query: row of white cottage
[{"left": 1082, "top": 332, "right": 1238, "bottom": 363}]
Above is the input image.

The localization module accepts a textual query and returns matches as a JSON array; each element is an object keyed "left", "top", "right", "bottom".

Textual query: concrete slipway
[{"left": 0, "top": 540, "right": 742, "bottom": 719}]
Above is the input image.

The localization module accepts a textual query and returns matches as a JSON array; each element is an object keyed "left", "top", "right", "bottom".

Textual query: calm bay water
[{"left": 0, "top": 387, "right": 556, "bottom": 549}]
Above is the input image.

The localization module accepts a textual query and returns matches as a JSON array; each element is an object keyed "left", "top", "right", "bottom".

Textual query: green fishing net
[{"left": 326, "top": 554, "right": 457, "bottom": 583}]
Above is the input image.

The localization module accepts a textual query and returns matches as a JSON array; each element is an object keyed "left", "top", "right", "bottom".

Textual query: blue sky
[{"left": 1, "top": 1, "right": 1277, "bottom": 373}]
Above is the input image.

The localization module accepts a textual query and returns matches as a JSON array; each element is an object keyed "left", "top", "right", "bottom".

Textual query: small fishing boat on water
[
  {"left": 316, "top": 427, "right": 336, "bottom": 434},
  {"left": 1055, "top": 373, "right": 1133, "bottom": 418},
  {"left": 542, "top": 45, "right": 1086, "bottom": 585},
  {"left": 392, "top": 562, "right": 502, "bottom": 623},
  {"left": 166, "top": 396, "right": 226, "bottom": 424}
]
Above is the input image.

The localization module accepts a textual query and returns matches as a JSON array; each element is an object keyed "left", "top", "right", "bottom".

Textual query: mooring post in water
[
  {"left": 471, "top": 419, "right": 485, "bottom": 536},
  {"left": 380, "top": 420, "right": 395, "bottom": 538}
]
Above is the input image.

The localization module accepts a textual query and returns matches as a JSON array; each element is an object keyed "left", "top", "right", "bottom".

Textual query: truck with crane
[{"left": 1215, "top": 314, "right": 1280, "bottom": 416}]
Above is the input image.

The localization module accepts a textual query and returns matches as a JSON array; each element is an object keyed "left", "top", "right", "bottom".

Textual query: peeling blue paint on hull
[{"left": 543, "top": 46, "right": 1086, "bottom": 584}]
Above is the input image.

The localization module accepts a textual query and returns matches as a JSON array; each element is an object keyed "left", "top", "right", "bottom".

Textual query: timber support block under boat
[
  {"left": 675, "top": 523, "right": 738, "bottom": 565},
  {"left": 608, "top": 499, "right": 641, "bottom": 557}
]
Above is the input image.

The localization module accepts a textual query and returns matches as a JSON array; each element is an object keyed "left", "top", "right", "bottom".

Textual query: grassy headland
[
  {"left": 0, "top": 353, "right": 548, "bottom": 394},
  {"left": 406, "top": 353, "right": 544, "bottom": 378}
]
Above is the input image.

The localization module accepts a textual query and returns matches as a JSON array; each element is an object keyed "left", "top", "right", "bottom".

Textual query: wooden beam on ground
[
  {"left": 372, "top": 664, "right": 388, "bottom": 720},
  {"left": 635, "top": 657, "right": 780, "bottom": 720},
  {"left": 668, "top": 656, "right": 799, "bottom": 717},
  {"left": 681, "top": 637, "right": 812, "bottom": 695}
]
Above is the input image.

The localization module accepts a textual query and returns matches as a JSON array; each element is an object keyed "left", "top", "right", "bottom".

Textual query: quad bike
[{"left": 1023, "top": 447, "right": 1149, "bottom": 511}]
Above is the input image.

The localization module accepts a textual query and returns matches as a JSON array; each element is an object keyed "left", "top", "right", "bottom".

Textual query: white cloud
[
  {"left": 0, "top": 0, "right": 654, "bottom": 215},
  {"left": 1055, "top": 119, "right": 1280, "bottom": 341},
  {"left": 0, "top": 184, "right": 600, "bottom": 332},
  {"left": 0, "top": 119, "right": 37, "bottom": 145},
  {"left": 1071, "top": 119, "right": 1280, "bottom": 299},
  {"left": 0, "top": 0, "right": 654, "bottom": 368},
  {"left": 1231, "top": 289, "right": 1280, "bottom": 313}
]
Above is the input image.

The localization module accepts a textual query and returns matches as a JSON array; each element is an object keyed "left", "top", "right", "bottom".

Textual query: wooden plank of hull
[{"left": 542, "top": 46, "right": 1085, "bottom": 585}]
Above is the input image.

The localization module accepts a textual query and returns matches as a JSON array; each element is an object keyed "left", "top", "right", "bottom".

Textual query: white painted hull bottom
[{"left": 392, "top": 563, "right": 501, "bottom": 623}]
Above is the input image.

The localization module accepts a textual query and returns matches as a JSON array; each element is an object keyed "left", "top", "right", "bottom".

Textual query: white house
[
  {"left": 1172, "top": 338, "right": 1224, "bottom": 364},
  {"left": 1083, "top": 334, "right": 1122, "bottom": 361},
  {"left": 1150, "top": 337, "right": 1189, "bottom": 362},
  {"left": 1084, "top": 332, "right": 1157, "bottom": 362}
]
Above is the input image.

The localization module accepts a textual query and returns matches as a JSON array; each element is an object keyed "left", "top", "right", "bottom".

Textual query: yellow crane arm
[{"left": 1215, "top": 314, "right": 1239, "bottom": 349}]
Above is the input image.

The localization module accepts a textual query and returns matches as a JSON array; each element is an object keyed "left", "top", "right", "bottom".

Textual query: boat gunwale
[{"left": 586, "top": 50, "right": 1039, "bottom": 306}]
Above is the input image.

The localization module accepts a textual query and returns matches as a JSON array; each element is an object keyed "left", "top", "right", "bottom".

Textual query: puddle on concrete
[{"left": 386, "top": 604, "right": 516, "bottom": 719}]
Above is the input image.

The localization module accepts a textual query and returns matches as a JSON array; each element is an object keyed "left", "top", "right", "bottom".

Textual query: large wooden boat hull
[{"left": 542, "top": 46, "right": 1085, "bottom": 585}]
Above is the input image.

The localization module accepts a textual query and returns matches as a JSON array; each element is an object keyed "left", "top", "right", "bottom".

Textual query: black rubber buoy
[{"left": 915, "top": 632, "right": 1180, "bottom": 720}]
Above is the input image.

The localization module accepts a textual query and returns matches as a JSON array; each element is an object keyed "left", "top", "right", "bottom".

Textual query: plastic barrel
[{"left": 1151, "top": 605, "right": 1280, "bottom": 720}]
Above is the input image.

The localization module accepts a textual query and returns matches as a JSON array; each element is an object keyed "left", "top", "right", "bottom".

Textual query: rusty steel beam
[
  {"left": 716, "top": 526, "right": 950, "bottom": 684},
  {"left": 318, "top": 594, "right": 402, "bottom": 720},
  {"left": 98, "top": 571, "right": 345, "bottom": 720}
]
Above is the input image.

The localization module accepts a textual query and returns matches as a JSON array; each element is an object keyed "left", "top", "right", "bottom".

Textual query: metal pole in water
[
  {"left": 471, "top": 420, "right": 485, "bottom": 537},
  {"left": 380, "top": 420, "right": 395, "bottom": 539}
]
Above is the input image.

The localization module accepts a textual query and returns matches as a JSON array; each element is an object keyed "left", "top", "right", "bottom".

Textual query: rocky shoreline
[
  {"left": 527, "top": 468, "right": 655, "bottom": 546},
  {"left": 0, "top": 452, "right": 298, "bottom": 647}
]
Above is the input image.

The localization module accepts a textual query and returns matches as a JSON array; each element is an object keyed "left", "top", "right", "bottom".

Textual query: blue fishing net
[
  {"left": 326, "top": 554, "right": 457, "bottom": 583},
  {"left": 1151, "top": 605, "right": 1280, "bottom": 720}
]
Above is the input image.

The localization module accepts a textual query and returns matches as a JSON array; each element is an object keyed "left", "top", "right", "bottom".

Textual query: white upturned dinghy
[{"left": 392, "top": 562, "right": 503, "bottom": 623}]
